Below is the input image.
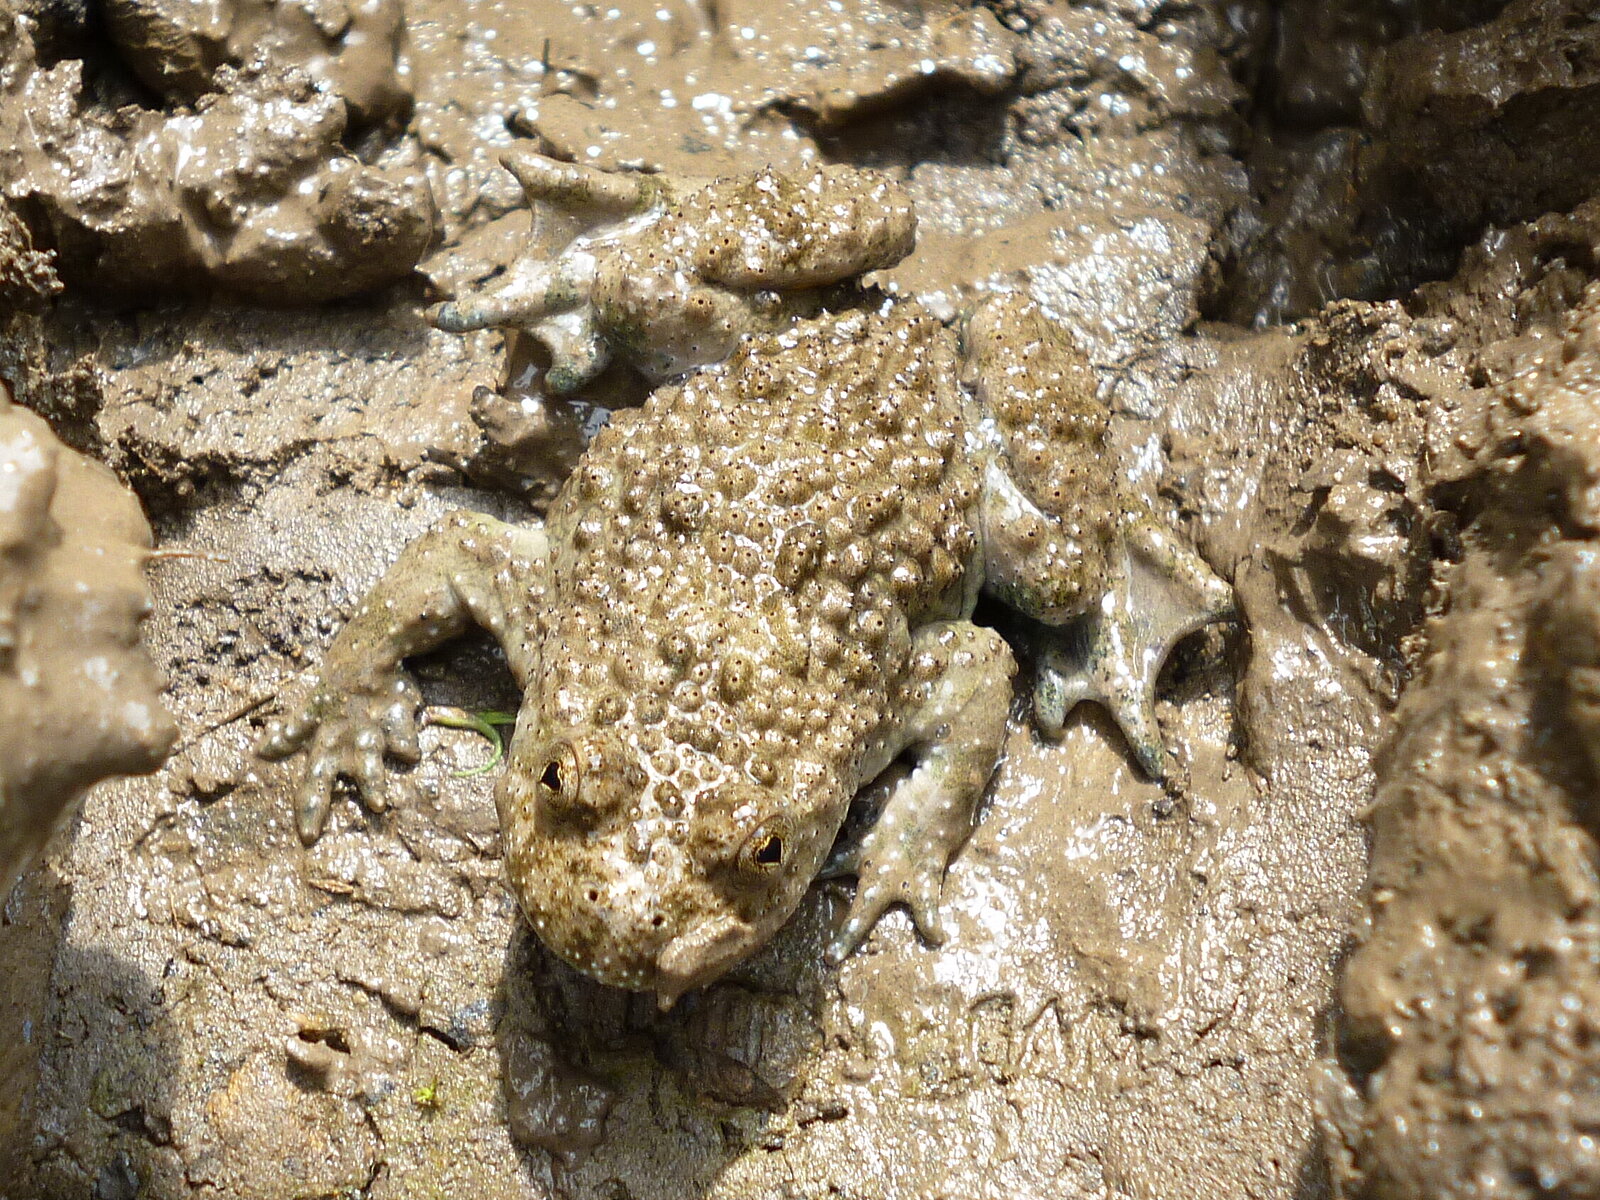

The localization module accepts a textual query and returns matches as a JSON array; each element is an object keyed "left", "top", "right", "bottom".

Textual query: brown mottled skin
[
  {"left": 427, "top": 150, "right": 916, "bottom": 393},
  {"left": 261, "top": 161, "right": 1233, "bottom": 1005}
]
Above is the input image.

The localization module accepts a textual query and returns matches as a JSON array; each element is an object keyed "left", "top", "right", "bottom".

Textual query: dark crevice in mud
[
  {"left": 410, "top": 628, "right": 523, "bottom": 715},
  {"left": 417, "top": 1018, "right": 476, "bottom": 1054},
  {"left": 116, "top": 449, "right": 261, "bottom": 527},
  {"left": 143, "top": 484, "right": 254, "bottom": 550},
  {"left": 1160, "top": 621, "right": 1238, "bottom": 711},
  {"left": 1203, "top": 0, "right": 1600, "bottom": 330},
  {"left": 105, "top": 1101, "right": 173, "bottom": 1146},
  {"left": 341, "top": 969, "right": 481, "bottom": 1052},
  {"left": 1332, "top": 1001, "right": 1391, "bottom": 1096},
  {"left": 798, "top": 86, "right": 1016, "bottom": 171},
  {"left": 1429, "top": 459, "right": 1577, "bottom": 573},
  {"left": 19, "top": 0, "right": 118, "bottom": 76}
]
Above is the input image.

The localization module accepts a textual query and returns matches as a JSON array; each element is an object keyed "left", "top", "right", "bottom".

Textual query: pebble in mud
[
  {"left": 0, "top": 380, "right": 176, "bottom": 898},
  {"left": 265, "top": 206, "right": 1232, "bottom": 1025}
]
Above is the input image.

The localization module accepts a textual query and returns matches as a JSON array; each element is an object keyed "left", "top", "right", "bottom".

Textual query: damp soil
[{"left": 4, "top": 2, "right": 1600, "bottom": 1199}]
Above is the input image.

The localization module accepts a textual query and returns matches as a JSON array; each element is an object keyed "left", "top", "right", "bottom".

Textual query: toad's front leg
[
  {"left": 824, "top": 622, "right": 1016, "bottom": 962},
  {"left": 258, "top": 511, "right": 549, "bottom": 843}
]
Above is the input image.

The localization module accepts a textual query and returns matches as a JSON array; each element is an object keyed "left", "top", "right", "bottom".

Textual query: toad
[{"left": 260, "top": 158, "right": 1232, "bottom": 1005}]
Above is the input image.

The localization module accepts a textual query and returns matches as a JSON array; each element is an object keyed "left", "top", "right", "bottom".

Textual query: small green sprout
[
  {"left": 425, "top": 707, "right": 517, "bottom": 777},
  {"left": 412, "top": 1074, "right": 443, "bottom": 1111}
]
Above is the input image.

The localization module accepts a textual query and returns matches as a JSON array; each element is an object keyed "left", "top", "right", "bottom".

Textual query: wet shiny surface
[{"left": 13, "top": 0, "right": 1595, "bottom": 1196}]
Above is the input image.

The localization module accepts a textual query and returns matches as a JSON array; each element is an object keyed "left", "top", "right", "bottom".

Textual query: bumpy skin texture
[
  {"left": 263, "top": 140, "right": 1231, "bottom": 1007},
  {"left": 427, "top": 151, "right": 916, "bottom": 392},
  {"left": 261, "top": 292, "right": 1235, "bottom": 1004}
]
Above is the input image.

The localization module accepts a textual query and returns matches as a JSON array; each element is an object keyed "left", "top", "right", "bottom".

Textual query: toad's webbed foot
[
  {"left": 260, "top": 672, "right": 423, "bottom": 843},
  {"left": 427, "top": 149, "right": 916, "bottom": 392},
  {"left": 1034, "top": 510, "right": 1234, "bottom": 782}
]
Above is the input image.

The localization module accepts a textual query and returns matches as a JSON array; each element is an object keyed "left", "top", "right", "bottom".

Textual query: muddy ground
[{"left": 4, "top": 1, "right": 1600, "bottom": 1197}]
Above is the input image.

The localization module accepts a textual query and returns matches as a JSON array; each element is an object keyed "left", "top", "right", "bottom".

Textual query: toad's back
[
  {"left": 534, "top": 304, "right": 983, "bottom": 777},
  {"left": 259, "top": 166, "right": 1234, "bottom": 1018}
]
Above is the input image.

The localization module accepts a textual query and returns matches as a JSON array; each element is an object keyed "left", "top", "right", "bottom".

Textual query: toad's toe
[{"left": 1035, "top": 511, "right": 1232, "bottom": 782}]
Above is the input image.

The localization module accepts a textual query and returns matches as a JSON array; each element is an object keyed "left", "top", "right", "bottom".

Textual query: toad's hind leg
[
  {"left": 824, "top": 622, "right": 1016, "bottom": 964},
  {"left": 1034, "top": 508, "right": 1233, "bottom": 781},
  {"left": 258, "top": 510, "right": 549, "bottom": 843}
]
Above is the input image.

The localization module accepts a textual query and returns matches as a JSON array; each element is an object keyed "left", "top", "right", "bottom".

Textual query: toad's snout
[{"left": 654, "top": 913, "right": 756, "bottom": 1009}]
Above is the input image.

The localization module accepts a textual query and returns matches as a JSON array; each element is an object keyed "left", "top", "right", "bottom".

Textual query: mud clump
[
  {"left": 0, "top": 377, "right": 174, "bottom": 899},
  {"left": 1362, "top": 0, "right": 1600, "bottom": 238},
  {"left": 1219, "top": 0, "right": 1600, "bottom": 326},
  {"left": 0, "top": 198, "right": 59, "bottom": 310},
  {"left": 0, "top": 3, "right": 433, "bottom": 303},
  {"left": 1321, "top": 212, "right": 1600, "bottom": 1198},
  {"left": 103, "top": 0, "right": 412, "bottom": 127}
]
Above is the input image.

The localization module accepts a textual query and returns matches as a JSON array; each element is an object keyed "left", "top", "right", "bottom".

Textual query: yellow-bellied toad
[
  {"left": 262, "top": 150, "right": 1233, "bottom": 1008},
  {"left": 260, "top": 289, "right": 1232, "bottom": 1004}
]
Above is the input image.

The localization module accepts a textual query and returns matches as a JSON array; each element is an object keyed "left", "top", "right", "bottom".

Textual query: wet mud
[
  {"left": 0, "top": 375, "right": 174, "bottom": 899},
  {"left": 1, "top": 1, "right": 432, "bottom": 303},
  {"left": 1318, "top": 208, "right": 1600, "bottom": 1200},
  {"left": 2, "top": 1, "right": 1600, "bottom": 1198}
]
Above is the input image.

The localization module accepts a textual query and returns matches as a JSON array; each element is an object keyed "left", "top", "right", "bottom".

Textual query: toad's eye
[
  {"left": 737, "top": 818, "right": 793, "bottom": 875},
  {"left": 536, "top": 743, "right": 587, "bottom": 823}
]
